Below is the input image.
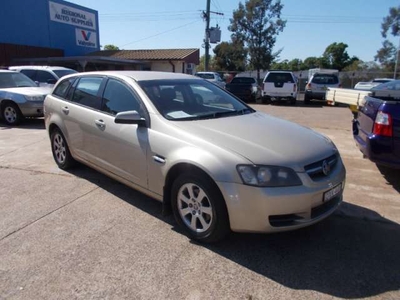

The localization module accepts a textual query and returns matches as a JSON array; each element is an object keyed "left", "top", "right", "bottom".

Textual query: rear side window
[
  {"left": 72, "top": 77, "right": 103, "bottom": 109},
  {"left": 53, "top": 78, "right": 76, "bottom": 98},
  {"left": 311, "top": 74, "right": 339, "bottom": 84},
  {"left": 265, "top": 73, "right": 294, "bottom": 83},
  {"left": 37, "top": 70, "right": 56, "bottom": 83},
  {"left": 20, "top": 70, "right": 37, "bottom": 81},
  {"left": 101, "top": 78, "right": 144, "bottom": 115}
]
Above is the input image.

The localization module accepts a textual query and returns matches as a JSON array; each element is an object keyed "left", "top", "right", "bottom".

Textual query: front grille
[{"left": 304, "top": 154, "right": 338, "bottom": 181}]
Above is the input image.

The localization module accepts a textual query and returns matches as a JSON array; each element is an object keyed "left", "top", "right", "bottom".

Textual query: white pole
[{"left": 394, "top": 38, "right": 400, "bottom": 79}]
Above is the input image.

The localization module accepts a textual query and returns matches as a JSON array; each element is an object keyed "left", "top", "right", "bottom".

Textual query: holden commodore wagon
[{"left": 44, "top": 71, "right": 346, "bottom": 242}]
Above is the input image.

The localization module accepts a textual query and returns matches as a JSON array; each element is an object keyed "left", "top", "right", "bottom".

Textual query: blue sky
[{"left": 68, "top": 0, "right": 399, "bottom": 63}]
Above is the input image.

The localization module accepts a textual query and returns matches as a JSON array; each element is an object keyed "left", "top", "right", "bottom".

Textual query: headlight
[
  {"left": 24, "top": 95, "right": 44, "bottom": 101},
  {"left": 237, "top": 165, "right": 302, "bottom": 187}
]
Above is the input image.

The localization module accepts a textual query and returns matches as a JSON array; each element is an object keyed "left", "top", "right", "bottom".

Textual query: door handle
[
  {"left": 94, "top": 119, "right": 106, "bottom": 129},
  {"left": 61, "top": 106, "right": 69, "bottom": 114}
]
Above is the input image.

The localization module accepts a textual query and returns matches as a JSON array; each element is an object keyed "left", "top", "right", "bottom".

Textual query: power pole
[{"left": 204, "top": 0, "right": 211, "bottom": 71}]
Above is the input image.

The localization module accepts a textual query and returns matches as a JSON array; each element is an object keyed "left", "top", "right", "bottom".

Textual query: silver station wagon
[{"left": 44, "top": 71, "right": 346, "bottom": 242}]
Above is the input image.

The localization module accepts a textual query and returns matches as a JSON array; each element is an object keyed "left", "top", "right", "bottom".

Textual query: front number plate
[{"left": 323, "top": 184, "right": 342, "bottom": 202}]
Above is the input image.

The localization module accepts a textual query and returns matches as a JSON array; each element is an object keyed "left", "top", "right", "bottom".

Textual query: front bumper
[
  {"left": 18, "top": 101, "right": 44, "bottom": 117},
  {"left": 217, "top": 165, "right": 345, "bottom": 233}
]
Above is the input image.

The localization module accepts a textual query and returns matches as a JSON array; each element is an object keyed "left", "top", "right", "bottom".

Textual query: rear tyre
[
  {"left": 50, "top": 128, "right": 75, "bottom": 170},
  {"left": 304, "top": 94, "right": 311, "bottom": 105},
  {"left": 1, "top": 102, "right": 23, "bottom": 125},
  {"left": 290, "top": 97, "right": 297, "bottom": 105},
  {"left": 171, "top": 173, "right": 230, "bottom": 243}
]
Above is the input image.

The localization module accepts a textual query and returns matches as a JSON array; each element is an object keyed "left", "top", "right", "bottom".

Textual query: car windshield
[
  {"left": 53, "top": 69, "right": 78, "bottom": 78},
  {"left": 0, "top": 72, "right": 37, "bottom": 88},
  {"left": 195, "top": 73, "right": 215, "bottom": 80},
  {"left": 311, "top": 74, "right": 339, "bottom": 84},
  {"left": 138, "top": 79, "right": 254, "bottom": 121}
]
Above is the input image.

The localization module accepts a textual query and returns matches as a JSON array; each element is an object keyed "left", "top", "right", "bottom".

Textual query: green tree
[
  {"left": 302, "top": 56, "right": 323, "bottom": 69},
  {"left": 213, "top": 41, "right": 247, "bottom": 71},
  {"left": 229, "top": 0, "right": 286, "bottom": 81},
  {"left": 375, "top": 5, "right": 400, "bottom": 75},
  {"left": 375, "top": 40, "right": 396, "bottom": 71},
  {"left": 322, "top": 42, "right": 357, "bottom": 70},
  {"left": 197, "top": 54, "right": 216, "bottom": 72},
  {"left": 103, "top": 44, "right": 120, "bottom": 50}
]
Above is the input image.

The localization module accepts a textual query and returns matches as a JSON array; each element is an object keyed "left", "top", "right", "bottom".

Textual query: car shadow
[
  {"left": 377, "top": 164, "right": 400, "bottom": 193},
  {"left": 66, "top": 165, "right": 400, "bottom": 299},
  {"left": 0, "top": 118, "right": 45, "bottom": 130}
]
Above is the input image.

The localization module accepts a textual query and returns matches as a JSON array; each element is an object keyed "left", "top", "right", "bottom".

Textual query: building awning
[{"left": 87, "top": 48, "right": 200, "bottom": 64}]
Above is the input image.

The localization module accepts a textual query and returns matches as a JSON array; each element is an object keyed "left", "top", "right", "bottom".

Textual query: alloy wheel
[
  {"left": 53, "top": 133, "right": 67, "bottom": 164},
  {"left": 177, "top": 183, "right": 213, "bottom": 233}
]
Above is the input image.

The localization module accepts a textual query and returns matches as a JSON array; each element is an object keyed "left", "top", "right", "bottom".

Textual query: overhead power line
[{"left": 120, "top": 19, "right": 201, "bottom": 48}]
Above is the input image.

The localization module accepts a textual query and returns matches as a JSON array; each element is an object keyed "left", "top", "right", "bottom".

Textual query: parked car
[
  {"left": 0, "top": 70, "right": 51, "bottom": 125},
  {"left": 305, "top": 71, "right": 340, "bottom": 104},
  {"left": 44, "top": 71, "right": 346, "bottom": 242},
  {"left": 353, "top": 80, "right": 400, "bottom": 168},
  {"left": 354, "top": 78, "right": 394, "bottom": 90},
  {"left": 225, "top": 76, "right": 261, "bottom": 103},
  {"left": 9, "top": 66, "right": 77, "bottom": 87},
  {"left": 194, "top": 71, "right": 226, "bottom": 89},
  {"left": 262, "top": 71, "right": 297, "bottom": 105}
]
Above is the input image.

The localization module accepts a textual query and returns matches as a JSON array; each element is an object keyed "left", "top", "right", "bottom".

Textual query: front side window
[
  {"left": 72, "top": 77, "right": 103, "bottom": 109},
  {"left": 139, "top": 79, "right": 254, "bottom": 121},
  {"left": 101, "top": 78, "right": 144, "bottom": 115}
]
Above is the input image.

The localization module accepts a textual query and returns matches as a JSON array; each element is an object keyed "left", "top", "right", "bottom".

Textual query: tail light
[
  {"left": 306, "top": 83, "right": 311, "bottom": 90},
  {"left": 373, "top": 111, "right": 393, "bottom": 137},
  {"left": 293, "top": 84, "right": 297, "bottom": 92}
]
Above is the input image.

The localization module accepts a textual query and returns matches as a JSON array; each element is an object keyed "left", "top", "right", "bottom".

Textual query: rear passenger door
[
  {"left": 85, "top": 77, "right": 149, "bottom": 188},
  {"left": 61, "top": 76, "right": 105, "bottom": 162}
]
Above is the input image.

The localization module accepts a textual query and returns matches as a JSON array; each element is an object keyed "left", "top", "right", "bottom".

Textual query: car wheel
[
  {"left": 1, "top": 102, "right": 22, "bottom": 125},
  {"left": 171, "top": 173, "right": 230, "bottom": 243},
  {"left": 290, "top": 97, "right": 297, "bottom": 105},
  {"left": 50, "top": 128, "right": 75, "bottom": 170}
]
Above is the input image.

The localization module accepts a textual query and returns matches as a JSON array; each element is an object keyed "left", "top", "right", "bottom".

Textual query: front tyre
[
  {"left": 1, "top": 102, "right": 23, "bottom": 125},
  {"left": 171, "top": 173, "right": 230, "bottom": 243},
  {"left": 50, "top": 128, "right": 75, "bottom": 170}
]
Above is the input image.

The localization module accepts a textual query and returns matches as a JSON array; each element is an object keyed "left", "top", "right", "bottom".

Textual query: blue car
[{"left": 353, "top": 80, "right": 400, "bottom": 168}]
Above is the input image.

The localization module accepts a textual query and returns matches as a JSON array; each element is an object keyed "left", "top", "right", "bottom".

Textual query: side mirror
[
  {"left": 35, "top": 81, "right": 40, "bottom": 87},
  {"left": 114, "top": 110, "right": 147, "bottom": 127}
]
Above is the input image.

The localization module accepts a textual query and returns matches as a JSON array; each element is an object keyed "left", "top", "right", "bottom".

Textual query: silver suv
[
  {"left": 9, "top": 66, "right": 77, "bottom": 87},
  {"left": 44, "top": 71, "right": 345, "bottom": 242},
  {"left": 0, "top": 70, "right": 51, "bottom": 125},
  {"left": 305, "top": 73, "right": 340, "bottom": 104}
]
